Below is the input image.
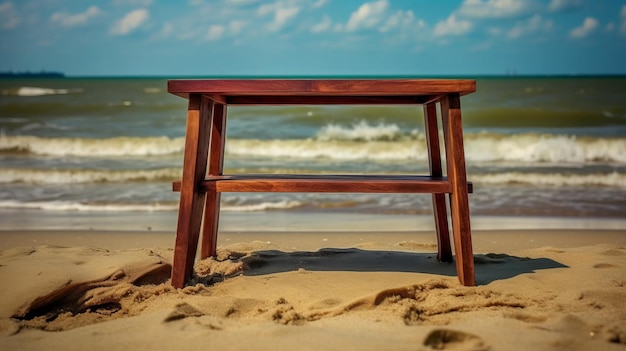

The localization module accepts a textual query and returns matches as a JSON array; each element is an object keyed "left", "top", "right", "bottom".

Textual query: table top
[{"left": 167, "top": 79, "right": 476, "bottom": 105}]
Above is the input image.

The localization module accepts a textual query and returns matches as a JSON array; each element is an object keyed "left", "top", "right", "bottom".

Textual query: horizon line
[{"left": 3, "top": 73, "right": 626, "bottom": 79}]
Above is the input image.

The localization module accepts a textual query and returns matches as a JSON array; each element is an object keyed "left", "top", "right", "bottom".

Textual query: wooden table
[{"left": 168, "top": 79, "right": 476, "bottom": 288}]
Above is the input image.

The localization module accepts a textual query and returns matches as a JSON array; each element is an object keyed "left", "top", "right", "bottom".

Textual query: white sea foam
[
  {"left": 0, "top": 199, "right": 302, "bottom": 212},
  {"left": 2, "top": 118, "right": 29, "bottom": 123},
  {"left": 143, "top": 87, "right": 162, "bottom": 93},
  {"left": 316, "top": 121, "right": 413, "bottom": 141},
  {"left": 1, "top": 129, "right": 624, "bottom": 164},
  {"left": 228, "top": 133, "right": 626, "bottom": 164},
  {"left": 473, "top": 171, "right": 626, "bottom": 188},
  {"left": 464, "top": 133, "right": 626, "bottom": 163},
  {"left": 10, "top": 86, "right": 83, "bottom": 96},
  {"left": 227, "top": 138, "right": 428, "bottom": 161},
  {"left": 221, "top": 200, "right": 303, "bottom": 212},
  {"left": 0, "top": 168, "right": 180, "bottom": 184},
  {"left": 2, "top": 167, "right": 621, "bottom": 187},
  {"left": 0, "top": 135, "right": 185, "bottom": 156},
  {"left": 0, "top": 200, "right": 177, "bottom": 212},
  {"left": 19, "top": 122, "right": 72, "bottom": 132}
]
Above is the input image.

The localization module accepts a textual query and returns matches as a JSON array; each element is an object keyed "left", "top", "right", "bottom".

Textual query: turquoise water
[{"left": 0, "top": 77, "right": 625, "bottom": 230}]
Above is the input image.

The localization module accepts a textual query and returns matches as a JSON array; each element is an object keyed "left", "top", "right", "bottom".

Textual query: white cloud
[
  {"left": 206, "top": 24, "right": 225, "bottom": 40},
  {"left": 380, "top": 10, "right": 417, "bottom": 33},
  {"left": 0, "top": 2, "right": 20, "bottom": 29},
  {"left": 312, "top": 0, "right": 328, "bottom": 9},
  {"left": 346, "top": 0, "right": 388, "bottom": 32},
  {"left": 570, "top": 17, "right": 598, "bottom": 38},
  {"left": 177, "top": 28, "right": 198, "bottom": 40},
  {"left": 158, "top": 22, "right": 173, "bottom": 38},
  {"left": 224, "top": 0, "right": 260, "bottom": 6},
  {"left": 50, "top": 6, "right": 101, "bottom": 27},
  {"left": 150, "top": 3, "right": 248, "bottom": 42},
  {"left": 487, "top": 27, "right": 502, "bottom": 36},
  {"left": 270, "top": 6, "right": 299, "bottom": 31},
  {"left": 229, "top": 20, "right": 246, "bottom": 34},
  {"left": 433, "top": 15, "right": 472, "bottom": 36},
  {"left": 257, "top": 3, "right": 275, "bottom": 16},
  {"left": 311, "top": 15, "right": 331, "bottom": 33},
  {"left": 457, "top": 0, "right": 538, "bottom": 19},
  {"left": 257, "top": 2, "right": 300, "bottom": 32},
  {"left": 113, "top": 0, "right": 153, "bottom": 5},
  {"left": 277, "top": 7, "right": 299, "bottom": 25},
  {"left": 508, "top": 14, "right": 552, "bottom": 39},
  {"left": 110, "top": 8, "right": 149, "bottom": 36},
  {"left": 548, "top": 0, "right": 582, "bottom": 12}
]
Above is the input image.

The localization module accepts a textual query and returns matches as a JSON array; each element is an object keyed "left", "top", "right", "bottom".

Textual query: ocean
[{"left": 1, "top": 77, "right": 625, "bottom": 232}]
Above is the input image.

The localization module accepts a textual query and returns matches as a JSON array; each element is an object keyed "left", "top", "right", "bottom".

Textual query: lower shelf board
[{"left": 172, "top": 174, "right": 473, "bottom": 194}]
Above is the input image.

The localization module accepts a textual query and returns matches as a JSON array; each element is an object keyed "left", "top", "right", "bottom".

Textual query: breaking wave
[
  {"left": 228, "top": 133, "right": 626, "bottom": 163},
  {"left": 0, "top": 135, "right": 184, "bottom": 157},
  {"left": 473, "top": 171, "right": 626, "bottom": 188},
  {"left": 0, "top": 200, "right": 177, "bottom": 212},
  {"left": 2, "top": 86, "right": 83, "bottom": 96},
  {"left": 0, "top": 168, "right": 180, "bottom": 184},
  {"left": 1, "top": 126, "right": 625, "bottom": 164},
  {"left": 315, "top": 120, "right": 416, "bottom": 141},
  {"left": 0, "top": 199, "right": 302, "bottom": 212},
  {"left": 1, "top": 167, "right": 622, "bottom": 188}
]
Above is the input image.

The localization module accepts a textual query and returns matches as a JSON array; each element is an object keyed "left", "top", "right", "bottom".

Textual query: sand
[{"left": 0, "top": 229, "right": 625, "bottom": 350}]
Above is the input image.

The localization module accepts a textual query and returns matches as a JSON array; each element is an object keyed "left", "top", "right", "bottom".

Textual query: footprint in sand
[
  {"left": 423, "top": 328, "right": 488, "bottom": 350},
  {"left": 163, "top": 302, "right": 204, "bottom": 322},
  {"left": 600, "top": 249, "right": 625, "bottom": 257},
  {"left": 593, "top": 263, "right": 618, "bottom": 269}
]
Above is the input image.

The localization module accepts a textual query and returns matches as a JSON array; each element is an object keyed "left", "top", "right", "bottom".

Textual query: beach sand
[{"left": 0, "top": 229, "right": 625, "bottom": 350}]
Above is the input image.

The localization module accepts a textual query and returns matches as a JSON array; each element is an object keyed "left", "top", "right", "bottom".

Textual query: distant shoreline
[
  {"left": 1, "top": 73, "right": 625, "bottom": 80},
  {"left": 0, "top": 71, "right": 65, "bottom": 78}
]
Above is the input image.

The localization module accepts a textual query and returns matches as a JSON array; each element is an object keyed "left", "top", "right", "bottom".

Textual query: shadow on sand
[{"left": 241, "top": 248, "right": 568, "bottom": 285}]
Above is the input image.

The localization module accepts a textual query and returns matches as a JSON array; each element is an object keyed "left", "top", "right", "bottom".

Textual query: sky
[{"left": 1, "top": 0, "right": 625, "bottom": 76}]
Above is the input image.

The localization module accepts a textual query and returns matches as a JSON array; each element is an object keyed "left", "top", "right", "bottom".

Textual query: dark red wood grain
[{"left": 168, "top": 79, "right": 476, "bottom": 100}]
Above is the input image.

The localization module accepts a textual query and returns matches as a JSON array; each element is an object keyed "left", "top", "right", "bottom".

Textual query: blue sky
[{"left": 1, "top": 0, "right": 625, "bottom": 76}]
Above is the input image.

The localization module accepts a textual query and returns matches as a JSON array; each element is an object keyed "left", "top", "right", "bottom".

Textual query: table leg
[
  {"left": 440, "top": 94, "right": 475, "bottom": 286},
  {"left": 201, "top": 103, "right": 227, "bottom": 259},
  {"left": 423, "top": 103, "right": 453, "bottom": 262},
  {"left": 172, "top": 95, "right": 213, "bottom": 288}
]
